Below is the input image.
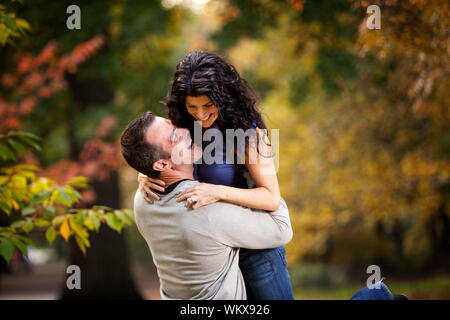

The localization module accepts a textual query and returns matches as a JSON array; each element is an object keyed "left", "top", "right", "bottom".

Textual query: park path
[{"left": 0, "top": 260, "right": 161, "bottom": 300}]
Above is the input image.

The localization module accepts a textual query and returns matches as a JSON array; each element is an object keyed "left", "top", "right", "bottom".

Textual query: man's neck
[
  {"left": 154, "top": 170, "right": 194, "bottom": 195},
  {"left": 161, "top": 171, "right": 194, "bottom": 187}
]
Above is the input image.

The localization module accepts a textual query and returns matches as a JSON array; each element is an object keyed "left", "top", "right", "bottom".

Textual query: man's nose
[{"left": 181, "top": 128, "right": 191, "bottom": 139}]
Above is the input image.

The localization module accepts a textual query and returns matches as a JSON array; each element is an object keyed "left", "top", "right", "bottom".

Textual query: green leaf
[
  {"left": 66, "top": 188, "right": 80, "bottom": 203},
  {"left": 20, "top": 136, "right": 41, "bottom": 152},
  {"left": 0, "top": 144, "right": 16, "bottom": 161},
  {"left": 31, "top": 190, "right": 52, "bottom": 206},
  {"left": 67, "top": 176, "right": 89, "bottom": 189},
  {"left": 69, "top": 216, "right": 85, "bottom": 236},
  {"left": 104, "top": 213, "right": 122, "bottom": 232},
  {"left": 44, "top": 205, "right": 56, "bottom": 215},
  {"left": 92, "top": 205, "right": 114, "bottom": 211},
  {"left": 114, "top": 210, "right": 133, "bottom": 225},
  {"left": 124, "top": 209, "right": 135, "bottom": 221},
  {"left": 22, "top": 219, "right": 34, "bottom": 233},
  {"left": 45, "top": 227, "right": 57, "bottom": 244},
  {"left": 21, "top": 207, "right": 36, "bottom": 216},
  {"left": 88, "top": 211, "right": 100, "bottom": 231},
  {"left": 55, "top": 187, "right": 72, "bottom": 207},
  {"left": 10, "top": 238, "right": 27, "bottom": 256},
  {"left": 15, "top": 131, "right": 41, "bottom": 141},
  {"left": 2, "top": 14, "right": 16, "bottom": 30},
  {"left": 0, "top": 200, "right": 11, "bottom": 215},
  {"left": 15, "top": 235, "right": 35, "bottom": 247},
  {"left": 15, "top": 18, "right": 30, "bottom": 31},
  {"left": 72, "top": 189, "right": 82, "bottom": 200},
  {"left": 0, "top": 239, "right": 15, "bottom": 262},
  {"left": 8, "top": 139, "right": 27, "bottom": 153},
  {"left": 83, "top": 217, "right": 95, "bottom": 231},
  {"left": 15, "top": 164, "right": 39, "bottom": 172},
  {"left": 10, "top": 220, "right": 25, "bottom": 229},
  {"left": 33, "top": 218, "right": 50, "bottom": 227},
  {"left": 76, "top": 210, "right": 87, "bottom": 225},
  {"left": 17, "top": 25, "right": 27, "bottom": 36}
]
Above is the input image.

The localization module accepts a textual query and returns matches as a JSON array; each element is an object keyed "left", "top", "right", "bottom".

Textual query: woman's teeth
[{"left": 199, "top": 115, "right": 210, "bottom": 121}]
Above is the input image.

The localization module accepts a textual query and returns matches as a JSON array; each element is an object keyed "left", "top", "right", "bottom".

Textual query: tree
[
  {"left": 206, "top": 0, "right": 449, "bottom": 271},
  {"left": 0, "top": 2, "right": 30, "bottom": 46},
  {"left": 0, "top": 130, "right": 134, "bottom": 262},
  {"left": 0, "top": 0, "right": 186, "bottom": 298}
]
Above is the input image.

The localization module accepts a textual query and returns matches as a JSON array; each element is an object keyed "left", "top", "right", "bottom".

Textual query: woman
[{"left": 138, "top": 50, "right": 293, "bottom": 300}]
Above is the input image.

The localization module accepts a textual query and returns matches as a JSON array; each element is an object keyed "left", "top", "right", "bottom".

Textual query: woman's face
[{"left": 185, "top": 95, "right": 219, "bottom": 128}]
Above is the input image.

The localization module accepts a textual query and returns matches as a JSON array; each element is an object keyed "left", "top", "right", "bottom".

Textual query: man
[{"left": 120, "top": 111, "right": 293, "bottom": 300}]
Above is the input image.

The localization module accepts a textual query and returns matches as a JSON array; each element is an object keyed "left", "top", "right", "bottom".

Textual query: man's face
[{"left": 145, "top": 116, "right": 201, "bottom": 165}]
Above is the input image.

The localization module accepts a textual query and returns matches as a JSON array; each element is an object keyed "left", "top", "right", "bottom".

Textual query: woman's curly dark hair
[{"left": 165, "top": 50, "right": 267, "bottom": 138}]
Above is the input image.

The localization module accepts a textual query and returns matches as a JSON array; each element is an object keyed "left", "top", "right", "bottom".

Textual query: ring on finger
[{"left": 188, "top": 197, "right": 197, "bottom": 203}]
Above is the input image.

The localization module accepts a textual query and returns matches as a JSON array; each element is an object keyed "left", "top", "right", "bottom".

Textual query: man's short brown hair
[{"left": 120, "top": 111, "right": 170, "bottom": 178}]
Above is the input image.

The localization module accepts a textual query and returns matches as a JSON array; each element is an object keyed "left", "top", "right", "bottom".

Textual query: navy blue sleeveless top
[{"left": 193, "top": 121, "right": 255, "bottom": 189}]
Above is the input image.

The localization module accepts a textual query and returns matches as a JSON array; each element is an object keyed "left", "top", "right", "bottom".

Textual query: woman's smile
[
  {"left": 185, "top": 95, "right": 219, "bottom": 128},
  {"left": 196, "top": 113, "right": 212, "bottom": 122}
]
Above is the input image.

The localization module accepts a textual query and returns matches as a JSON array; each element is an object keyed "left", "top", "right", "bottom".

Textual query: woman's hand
[
  {"left": 176, "top": 183, "right": 221, "bottom": 209},
  {"left": 138, "top": 173, "right": 166, "bottom": 204}
]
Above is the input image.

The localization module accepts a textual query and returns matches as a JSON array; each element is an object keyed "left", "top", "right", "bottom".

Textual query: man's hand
[{"left": 138, "top": 173, "right": 166, "bottom": 204}]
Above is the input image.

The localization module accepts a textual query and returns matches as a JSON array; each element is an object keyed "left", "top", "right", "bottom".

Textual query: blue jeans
[
  {"left": 350, "top": 280, "right": 395, "bottom": 300},
  {"left": 239, "top": 246, "right": 294, "bottom": 300}
]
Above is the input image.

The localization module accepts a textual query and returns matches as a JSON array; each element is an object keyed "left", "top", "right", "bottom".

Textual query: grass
[{"left": 293, "top": 274, "right": 450, "bottom": 300}]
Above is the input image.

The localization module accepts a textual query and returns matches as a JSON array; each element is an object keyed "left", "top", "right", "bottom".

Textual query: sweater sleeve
[{"left": 204, "top": 198, "right": 293, "bottom": 249}]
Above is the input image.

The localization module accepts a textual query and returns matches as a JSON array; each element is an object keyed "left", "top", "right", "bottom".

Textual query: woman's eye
[{"left": 205, "top": 104, "right": 213, "bottom": 108}]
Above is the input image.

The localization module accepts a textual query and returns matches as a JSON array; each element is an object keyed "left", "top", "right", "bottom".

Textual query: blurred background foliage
[{"left": 0, "top": 0, "right": 449, "bottom": 299}]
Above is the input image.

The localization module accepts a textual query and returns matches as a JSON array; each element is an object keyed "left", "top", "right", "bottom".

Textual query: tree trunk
[
  {"left": 61, "top": 72, "right": 141, "bottom": 299},
  {"left": 437, "top": 201, "right": 450, "bottom": 262},
  {"left": 426, "top": 200, "right": 450, "bottom": 271},
  {"left": 60, "top": 172, "right": 141, "bottom": 299},
  {"left": 374, "top": 219, "right": 386, "bottom": 267},
  {"left": 391, "top": 219, "right": 404, "bottom": 263}
]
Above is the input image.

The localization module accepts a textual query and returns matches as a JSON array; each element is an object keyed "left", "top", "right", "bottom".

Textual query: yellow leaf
[
  {"left": 83, "top": 217, "right": 95, "bottom": 231},
  {"left": 75, "top": 235, "right": 87, "bottom": 255},
  {"left": 52, "top": 215, "right": 66, "bottom": 227},
  {"left": 11, "top": 199, "right": 19, "bottom": 210},
  {"left": 60, "top": 219, "right": 71, "bottom": 242}
]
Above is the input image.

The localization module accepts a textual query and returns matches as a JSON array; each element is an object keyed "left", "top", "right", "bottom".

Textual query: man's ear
[{"left": 152, "top": 159, "right": 172, "bottom": 172}]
